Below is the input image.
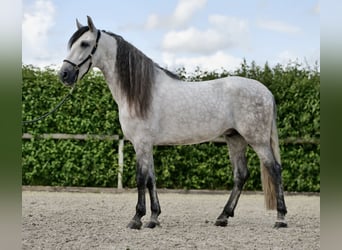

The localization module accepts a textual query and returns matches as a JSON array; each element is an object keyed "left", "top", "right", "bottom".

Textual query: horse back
[{"left": 145, "top": 76, "right": 274, "bottom": 145}]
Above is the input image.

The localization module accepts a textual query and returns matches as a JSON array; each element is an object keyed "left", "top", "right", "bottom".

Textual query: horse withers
[{"left": 59, "top": 16, "right": 287, "bottom": 229}]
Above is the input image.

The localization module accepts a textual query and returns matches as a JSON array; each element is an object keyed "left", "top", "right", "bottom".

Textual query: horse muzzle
[{"left": 59, "top": 63, "right": 78, "bottom": 86}]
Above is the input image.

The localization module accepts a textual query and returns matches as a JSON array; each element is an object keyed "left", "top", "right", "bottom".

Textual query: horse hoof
[
  {"left": 144, "top": 220, "right": 160, "bottom": 229},
  {"left": 127, "top": 220, "right": 142, "bottom": 230},
  {"left": 215, "top": 219, "right": 228, "bottom": 227},
  {"left": 274, "top": 221, "right": 288, "bottom": 228}
]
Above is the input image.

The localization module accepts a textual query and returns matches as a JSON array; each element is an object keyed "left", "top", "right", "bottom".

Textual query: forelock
[{"left": 68, "top": 26, "right": 90, "bottom": 49}]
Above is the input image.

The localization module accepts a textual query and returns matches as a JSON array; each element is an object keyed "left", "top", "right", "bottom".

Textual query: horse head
[{"left": 59, "top": 16, "right": 100, "bottom": 86}]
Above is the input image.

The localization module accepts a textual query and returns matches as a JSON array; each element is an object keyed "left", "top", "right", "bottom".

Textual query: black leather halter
[{"left": 63, "top": 30, "right": 101, "bottom": 80}]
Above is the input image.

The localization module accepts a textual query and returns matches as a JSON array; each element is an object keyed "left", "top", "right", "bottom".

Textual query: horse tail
[{"left": 261, "top": 98, "right": 280, "bottom": 210}]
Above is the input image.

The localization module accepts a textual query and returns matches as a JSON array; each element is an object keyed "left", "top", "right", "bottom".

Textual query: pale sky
[{"left": 22, "top": 0, "right": 320, "bottom": 72}]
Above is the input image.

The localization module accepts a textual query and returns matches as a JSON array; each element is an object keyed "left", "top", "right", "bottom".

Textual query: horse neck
[{"left": 95, "top": 33, "right": 125, "bottom": 106}]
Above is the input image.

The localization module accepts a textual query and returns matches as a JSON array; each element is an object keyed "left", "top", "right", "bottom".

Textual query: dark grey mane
[
  {"left": 68, "top": 27, "right": 179, "bottom": 118},
  {"left": 103, "top": 31, "right": 180, "bottom": 118},
  {"left": 157, "top": 65, "right": 181, "bottom": 80}
]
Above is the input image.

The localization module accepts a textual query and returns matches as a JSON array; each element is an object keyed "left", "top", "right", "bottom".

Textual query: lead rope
[{"left": 22, "top": 84, "right": 76, "bottom": 125}]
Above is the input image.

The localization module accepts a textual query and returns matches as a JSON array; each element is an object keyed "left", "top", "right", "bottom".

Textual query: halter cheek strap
[{"left": 63, "top": 30, "right": 101, "bottom": 81}]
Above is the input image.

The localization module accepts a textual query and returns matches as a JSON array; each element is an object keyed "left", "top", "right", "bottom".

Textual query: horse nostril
[
  {"left": 62, "top": 71, "right": 68, "bottom": 79},
  {"left": 59, "top": 70, "right": 70, "bottom": 83}
]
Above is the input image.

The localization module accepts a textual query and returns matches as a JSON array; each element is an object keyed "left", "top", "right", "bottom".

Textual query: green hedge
[{"left": 22, "top": 61, "right": 320, "bottom": 191}]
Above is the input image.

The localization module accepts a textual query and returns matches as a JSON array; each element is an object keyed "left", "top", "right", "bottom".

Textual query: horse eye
[{"left": 80, "top": 41, "right": 90, "bottom": 48}]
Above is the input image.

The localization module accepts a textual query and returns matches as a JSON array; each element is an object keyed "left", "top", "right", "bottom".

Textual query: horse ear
[
  {"left": 76, "top": 19, "right": 83, "bottom": 30},
  {"left": 87, "top": 16, "right": 96, "bottom": 33}
]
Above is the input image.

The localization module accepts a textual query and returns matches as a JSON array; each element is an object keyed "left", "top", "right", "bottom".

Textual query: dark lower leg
[
  {"left": 127, "top": 187, "right": 146, "bottom": 229},
  {"left": 260, "top": 153, "right": 287, "bottom": 228},
  {"left": 216, "top": 136, "right": 248, "bottom": 226},
  {"left": 273, "top": 162, "right": 287, "bottom": 228},
  {"left": 127, "top": 163, "right": 148, "bottom": 229},
  {"left": 215, "top": 184, "right": 244, "bottom": 226},
  {"left": 145, "top": 173, "right": 161, "bottom": 228}
]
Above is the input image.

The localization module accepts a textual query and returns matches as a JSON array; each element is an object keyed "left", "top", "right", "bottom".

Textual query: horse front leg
[
  {"left": 127, "top": 158, "right": 147, "bottom": 229},
  {"left": 127, "top": 144, "right": 161, "bottom": 229},
  {"left": 145, "top": 159, "right": 161, "bottom": 228}
]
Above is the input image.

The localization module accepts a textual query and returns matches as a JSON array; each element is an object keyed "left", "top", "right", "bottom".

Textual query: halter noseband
[{"left": 63, "top": 29, "right": 101, "bottom": 81}]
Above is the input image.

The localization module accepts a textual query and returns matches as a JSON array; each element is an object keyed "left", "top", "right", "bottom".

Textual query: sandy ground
[{"left": 22, "top": 190, "right": 319, "bottom": 250}]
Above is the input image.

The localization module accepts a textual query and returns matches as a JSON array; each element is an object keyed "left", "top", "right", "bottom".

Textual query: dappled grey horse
[{"left": 59, "top": 16, "right": 287, "bottom": 229}]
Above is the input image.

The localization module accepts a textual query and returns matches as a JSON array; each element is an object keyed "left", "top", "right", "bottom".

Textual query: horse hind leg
[
  {"left": 215, "top": 133, "right": 249, "bottom": 227},
  {"left": 251, "top": 143, "right": 287, "bottom": 228}
]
